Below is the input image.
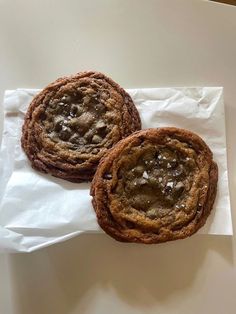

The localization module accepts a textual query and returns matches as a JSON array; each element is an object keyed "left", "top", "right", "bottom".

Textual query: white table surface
[{"left": 0, "top": 1, "right": 236, "bottom": 313}]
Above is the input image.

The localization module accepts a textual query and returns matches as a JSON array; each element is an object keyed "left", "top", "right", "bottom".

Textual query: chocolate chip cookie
[
  {"left": 91, "top": 128, "right": 218, "bottom": 244},
  {"left": 21, "top": 71, "right": 141, "bottom": 182}
]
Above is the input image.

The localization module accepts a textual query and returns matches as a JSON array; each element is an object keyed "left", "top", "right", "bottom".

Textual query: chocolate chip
[
  {"left": 59, "top": 126, "right": 71, "bottom": 141},
  {"left": 48, "top": 131, "right": 58, "bottom": 141},
  {"left": 131, "top": 194, "right": 155, "bottom": 210},
  {"left": 104, "top": 173, "right": 112, "bottom": 180},
  {"left": 175, "top": 182, "right": 185, "bottom": 193},
  {"left": 92, "top": 148, "right": 99, "bottom": 154},
  {"left": 148, "top": 176, "right": 159, "bottom": 186},
  {"left": 68, "top": 118, "right": 80, "bottom": 130},
  {"left": 92, "top": 134, "right": 102, "bottom": 144},
  {"left": 132, "top": 165, "right": 144, "bottom": 176},
  {"left": 70, "top": 134, "right": 87, "bottom": 145},
  {"left": 62, "top": 94, "right": 72, "bottom": 102},
  {"left": 70, "top": 105, "right": 78, "bottom": 116},
  {"left": 173, "top": 164, "right": 185, "bottom": 177},
  {"left": 94, "top": 103, "right": 106, "bottom": 113},
  {"left": 70, "top": 135, "right": 79, "bottom": 143},
  {"left": 54, "top": 116, "right": 64, "bottom": 132},
  {"left": 54, "top": 121, "right": 63, "bottom": 132},
  {"left": 146, "top": 208, "right": 158, "bottom": 219},
  {"left": 57, "top": 102, "right": 70, "bottom": 115},
  {"left": 76, "top": 106, "right": 83, "bottom": 116},
  {"left": 83, "top": 95, "right": 90, "bottom": 105},
  {"left": 40, "top": 112, "right": 47, "bottom": 121},
  {"left": 49, "top": 100, "right": 57, "bottom": 108},
  {"left": 77, "top": 112, "right": 95, "bottom": 130},
  {"left": 135, "top": 178, "right": 147, "bottom": 186},
  {"left": 84, "top": 130, "right": 95, "bottom": 141},
  {"left": 164, "top": 185, "right": 172, "bottom": 194},
  {"left": 95, "top": 120, "right": 106, "bottom": 130}
]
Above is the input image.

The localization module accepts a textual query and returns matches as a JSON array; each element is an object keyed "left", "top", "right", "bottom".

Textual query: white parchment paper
[{"left": 0, "top": 87, "right": 232, "bottom": 252}]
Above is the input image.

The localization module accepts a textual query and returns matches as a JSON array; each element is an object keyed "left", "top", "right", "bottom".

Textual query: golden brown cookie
[
  {"left": 91, "top": 128, "right": 218, "bottom": 244},
  {"left": 21, "top": 71, "right": 141, "bottom": 182}
]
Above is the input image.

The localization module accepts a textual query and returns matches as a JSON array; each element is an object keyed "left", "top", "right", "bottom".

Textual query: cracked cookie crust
[
  {"left": 21, "top": 71, "right": 141, "bottom": 182},
  {"left": 91, "top": 128, "right": 218, "bottom": 243}
]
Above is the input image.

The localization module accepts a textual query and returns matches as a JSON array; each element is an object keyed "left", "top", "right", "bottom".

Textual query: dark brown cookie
[
  {"left": 21, "top": 71, "right": 141, "bottom": 182},
  {"left": 91, "top": 127, "right": 218, "bottom": 244}
]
